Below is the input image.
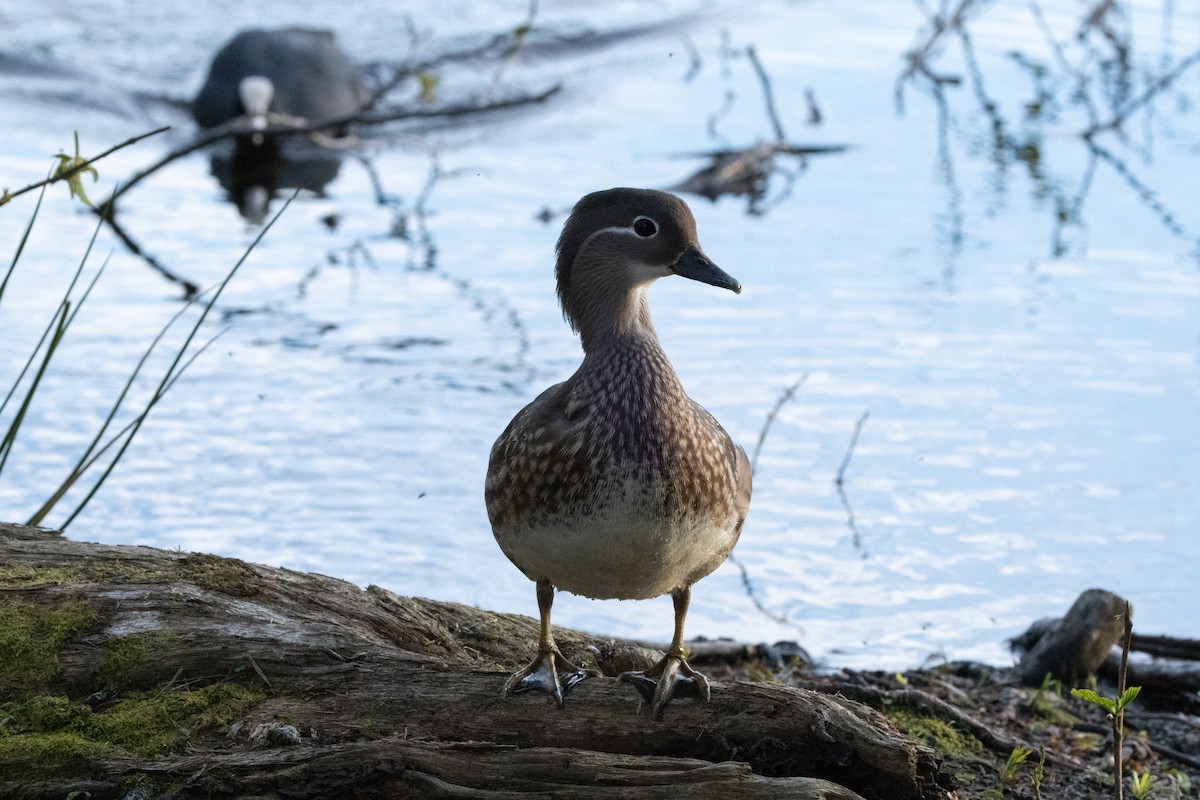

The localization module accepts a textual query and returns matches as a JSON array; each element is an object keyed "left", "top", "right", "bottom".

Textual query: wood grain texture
[{"left": 0, "top": 523, "right": 949, "bottom": 799}]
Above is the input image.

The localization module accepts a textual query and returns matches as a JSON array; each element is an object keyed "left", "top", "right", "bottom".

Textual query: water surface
[{"left": 2, "top": 0, "right": 1197, "bottom": 668}]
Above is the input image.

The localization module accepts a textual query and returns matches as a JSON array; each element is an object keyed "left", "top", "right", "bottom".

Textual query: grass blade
[
  {"left": 54, "top": 190, "right": 298, "bottom": 528},
  {"left": 0, "top": 180, "right": 50, "bottom": 316},
  {"left": 24, "top": 293, "right": 201, "bottom": 526},
  {"left": 0, "top": 302, "right": 70, "bottom": 473}
]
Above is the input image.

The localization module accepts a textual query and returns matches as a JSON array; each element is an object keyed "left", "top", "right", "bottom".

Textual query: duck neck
[{"left": 577, "top": 285, "right": 659, "bottom": 354}]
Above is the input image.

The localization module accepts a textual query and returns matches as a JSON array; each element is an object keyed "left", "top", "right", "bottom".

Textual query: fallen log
[{"left": 0, "top": 523, "right": 949, "bottom": 800}]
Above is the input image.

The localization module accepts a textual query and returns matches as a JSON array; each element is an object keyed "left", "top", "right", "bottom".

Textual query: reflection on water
[
  {"left": 208, "top": 138, "right": 345, "bottom": 223},
  {"left": 0, "top": 0, "right": 1197, "bottom": 668},
  {"left": 896, "top": 0, "right": 1199, "bottom": 272}
]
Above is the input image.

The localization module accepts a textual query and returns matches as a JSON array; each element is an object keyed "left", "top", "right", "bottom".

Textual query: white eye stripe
[
  {"left": 575, "top": 225, "right": 673, "bottom": 269},
  {"left": 590, "top": 225, "right": 643, "bottom": 238}
]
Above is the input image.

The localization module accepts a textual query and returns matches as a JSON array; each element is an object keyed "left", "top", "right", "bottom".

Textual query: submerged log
[{"left": 0, "top": 523, "right": 948, "bottom": 800}]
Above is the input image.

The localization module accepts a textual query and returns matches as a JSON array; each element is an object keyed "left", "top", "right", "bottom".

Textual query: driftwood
[
  {"left": 1011, "top": 589, "right": 1200, "bottom": 703},
  {"left": 1011, "top": 588, "right": 1129, "bottom": 686},
  {"left": 0, "top": 523, "right": 948, "bottom": 800}
]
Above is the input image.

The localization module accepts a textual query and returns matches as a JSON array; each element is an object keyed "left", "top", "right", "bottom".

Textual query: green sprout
[
  {"left": 1070, "top": 685, "right": 1142, "bottom": 717},
  {"left": 1129, "top": 771, "right": 1154, "bottom": 800},
  {"left": 1070, "top": 601, "right": 1138, "bottom": 800},
  {"left": 51, "top": 133, "right": 99, "bottom": 207},
  {"left": 1032, "top": 746, "right": 1046, "bottom": 799},
  {"left": 1001, "top": 745, "right": 1033, "bottom": 784}
]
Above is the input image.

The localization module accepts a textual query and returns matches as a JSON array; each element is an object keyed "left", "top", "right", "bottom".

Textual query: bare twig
[
  {"left": 1115, "top": 600, "right": 1133, "bottom": 800},
  {"left": 835, "top": 411, "right": 870, "bottom": 487},
  {"left": 896, "top": 0, "right": 992, "bottom": 112},
  {"left": 1086, "top": 139, "right": 1189, "bottom": 239},
  {"left": 101, "top": 87, "right": 559, "bottom": 213},
  {"left": 1086, "top": 47, "right": 1200, "bottom": 136},
  {"left": 726, "top": 375, "right": 812, "bottom": 634},
  {"left": 744, "top": 45, "right": 786, "bottom": 141},
  {"left": 478, "top": 0, "right": 539, "bottom": 106},
  {"left": 0, "top": 127, "right": 169, "bottom": 208},
  {"left": 749, "top": 375, "right": 808, "bottom": 476},
  {"left": 836, "top": 411, "right": 871, "bottom": 554},
  {"left": 726, "top": 554, "right": 805, "bottom": 635},
  {"left": 100, "top": 202, "right": 201, "bottom": 298}
]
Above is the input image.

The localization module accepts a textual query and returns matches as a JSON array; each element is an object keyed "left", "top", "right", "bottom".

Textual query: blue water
[{"left": 1, "top": 0, "right": 1197, "bottom": 668}]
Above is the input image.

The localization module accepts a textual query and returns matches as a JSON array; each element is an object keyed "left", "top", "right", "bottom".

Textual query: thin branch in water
[
  {"left": 750, "top": 375, "right": 809, "bottom": 476},
  {"left": 896, "top": 0, "right": 988, "bottom": 113},
  {"left": 835, "top": 410, "right": 870, "bottom": 486},
  {"left": 1086, "top": 47, "right": 1200, "bottom": 136},
  {"left": 1027, "top": 0, "right": 1102, "bottom": 129},
  {"left": 1086, "top": 139, "right": 1190, "bottom": 240},
  {"left": 678, "top": 33, "right": 702, "bottom": 82},
  {"left": 835, "top": 411, "right": 871, "bottom": 555},
  {"left": 725, "top": 552, "right": 806, "bottom": 636},
  {"left": 728, "top": 375, "right": 811, "bottom": 634},
  {"left": 745, "top": 45, "right": 787, "bottom": 141},
  {"left": 99, "top": 197, "right": 201, "bottom": 298},
  {"left": 101, "top": 86, "right": 559, "bottom": 216}
]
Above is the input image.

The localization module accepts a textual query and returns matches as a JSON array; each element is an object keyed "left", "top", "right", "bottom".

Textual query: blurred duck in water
[{"left": 192, "top": 28, "right": 365, "bottom": 223}]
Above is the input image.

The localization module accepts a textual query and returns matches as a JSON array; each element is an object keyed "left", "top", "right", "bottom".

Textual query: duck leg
[
  {"left": 505, "top": 579, "right": 598, "bottom": 707},
  {"left": 620, "top": 586, "right": 711, "bottom": 717}
]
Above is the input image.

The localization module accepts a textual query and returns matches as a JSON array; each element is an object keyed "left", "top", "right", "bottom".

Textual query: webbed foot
[
  {"left": 505, "top": 646, "right": 599, "bottom": 708},
  {"left": 620, "top": 653, "right": 711, "bottom": 717}
]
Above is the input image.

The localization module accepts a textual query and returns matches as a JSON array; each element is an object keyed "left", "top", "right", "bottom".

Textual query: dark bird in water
[
  {"left": 192, "top": 28, "right": 363, "bottom": 130},
  {"left": 191, "top": 28, "right": 364, "bottom": 223}
]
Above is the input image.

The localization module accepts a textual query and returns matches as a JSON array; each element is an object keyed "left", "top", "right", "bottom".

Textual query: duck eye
[{"left": 633, "top": 217, "right": 658, "bottom": 237}]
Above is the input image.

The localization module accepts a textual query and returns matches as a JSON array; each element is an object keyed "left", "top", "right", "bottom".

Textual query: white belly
[{"left": 493, "top": 475, "right": 739, "bottom": 600}]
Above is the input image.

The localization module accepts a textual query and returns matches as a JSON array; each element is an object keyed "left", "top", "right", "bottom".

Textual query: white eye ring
[{"left": 632, "top": 216, "right": 658, "bottom": 237}]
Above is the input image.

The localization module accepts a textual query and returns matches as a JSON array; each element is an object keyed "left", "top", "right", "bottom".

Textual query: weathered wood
[
  {"left": 17, "top": 740, "right": 875, "bottom": 799},
  {"left": 1129, "top": 632, "right": 1200, "bottom": 662},
  {"left": 1011, "top": 590, "right": 1200, "bottom": 702},
  {"left": 0, "top": 523, "right": 948, "bottom": 800}
]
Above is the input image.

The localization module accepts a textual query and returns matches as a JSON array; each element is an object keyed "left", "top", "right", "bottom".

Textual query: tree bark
[{"left": 0, "top": 523, "right": 949, "bottom": 800}]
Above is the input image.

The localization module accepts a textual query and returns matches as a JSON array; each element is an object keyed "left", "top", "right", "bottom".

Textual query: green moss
[
  {"left": 0, "top": 563, "right": 81, "bottom": 587},
  {"left": 0, "top": 553, "right": 262, "bottom": 593},
  {"left": 0, "top": 597, "right": 98, "bottom": 688},
  {"left": 179, "top": 553, "right": 261, "bottom": 597},
  {"left": 89, "top": 683, "right": 266, "bottom": 756},
  {"left": 0, "top": 681, "right": 267, "bottom": 769},
  {"left": 20, "top": 695, "right": 93, "bottom": 732},
  {"left": 0, "top": 730, "right": 118, "bottom": 767},
  {"left": 888, "top": 709, "right": 983, "bottom": 758},
  {"left": 96, "top": 631, "right": 181, "bottom": 691},
  {"left": 0, "top": 559, "right": 142, "bottom": 588}
]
